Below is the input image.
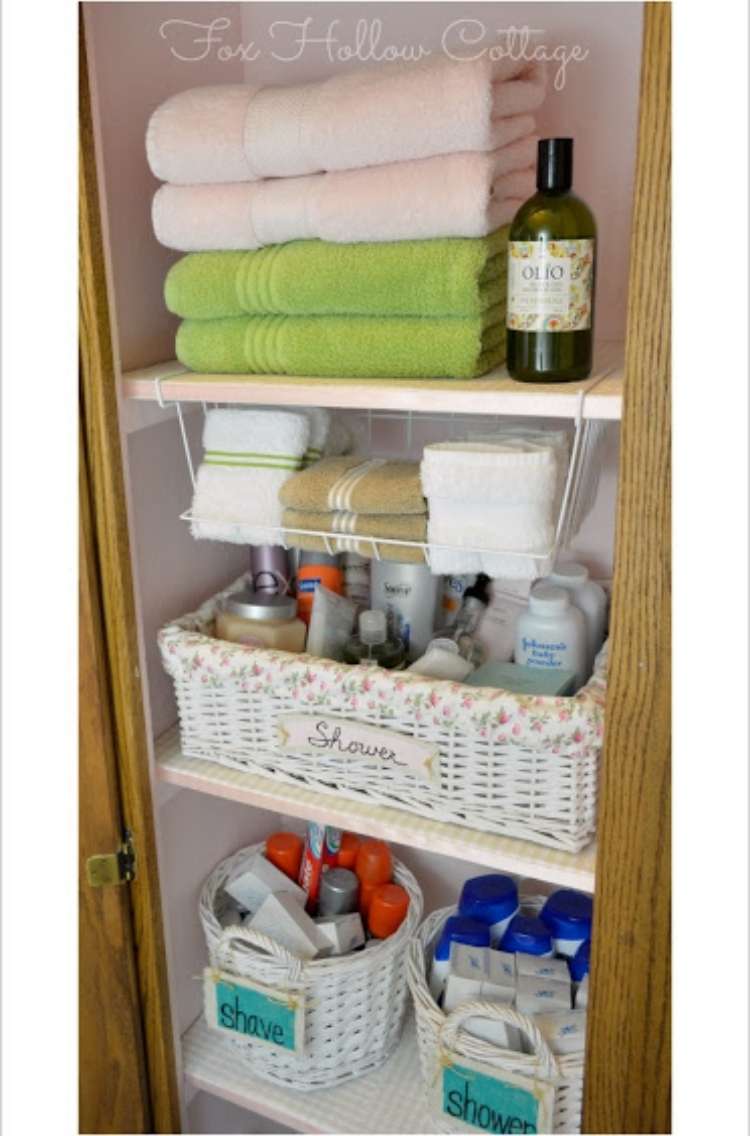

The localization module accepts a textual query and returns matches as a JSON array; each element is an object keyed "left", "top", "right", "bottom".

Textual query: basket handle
[
  {"left": 439, "top": 1001, "right": 560, "bottom": 1082},
  {"left": 215, "top": 923, "right": 307, "bottom": 986}
]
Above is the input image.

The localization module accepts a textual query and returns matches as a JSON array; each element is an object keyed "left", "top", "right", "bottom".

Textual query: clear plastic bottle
[
  {"left": 342, "top": 610, "right": 406, "bottom": 670},
  {"left": 432, "top": 574, "right": 492, "bottom": 665}
]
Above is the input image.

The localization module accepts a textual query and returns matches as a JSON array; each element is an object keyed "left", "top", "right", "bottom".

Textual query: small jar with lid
[{"left": 215, "top": 589, "right": 306, "bottom": 652}]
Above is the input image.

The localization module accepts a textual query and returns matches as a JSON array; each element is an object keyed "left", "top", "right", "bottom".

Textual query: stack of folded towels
[
  {"left": 190, "top": 407, "right": 352, "bottom": 544},
  {"left": 420, "top": 431, "right": 569, "bottom": 578},
  {"left": 147, "top": 56, "right": 546, "bottom": 379},
  {"left": 279, "top": 457, "right": 427, "bottom": 562}
]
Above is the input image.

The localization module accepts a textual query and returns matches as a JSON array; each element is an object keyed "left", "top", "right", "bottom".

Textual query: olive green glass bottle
[{"left": 506, "top": 138, "right": 596, "bottom": 382}]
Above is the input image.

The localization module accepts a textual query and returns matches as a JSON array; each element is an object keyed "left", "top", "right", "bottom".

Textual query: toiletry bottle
[
  {"left": 433, "top": 574, "right": 492, "bottom": 665},
  {"left": 250, "top": 545, "right": 292, "bottom": 595},
  {"left": 215, "top": 590, "right": 307, "bottom": 651},
  {"left": 354, "top": 839, "right": 392, "bottom": 917},
  {"left": 265, "top": 832, "right": 304, "bottom": 881},
  {"left": 370, "top": 560, "right": 438, "bottom": 660},
  {"left": 500, "top": 914, "right": 554, "bottom": 958},
  {"left": 515, "top": 583, "right": 587, "bottom": 690},
  {"left": 342, "top": 610, "right": 406, "bottom": 670},
  {"left": 429, "top": 916, "right": 491, "bottom": 1001},
  {"left": 317, "top": 868, "right": 360, "bottom": 917},
  {"left": 296, "top": 551, "right": 344, "bottom": 626},
  {"left": 337, "top": 832, "right": 362, "bottom": 870},
  {"left": 438, "top": 575, "right": 473, "bottom": 629},
  {"left": 569, "top": 938, "right": 591, "bottom": 984},
  {"left": 367, "top": 884, "right": 409, "bottom": 939},
  {"left": 540, "top": 889, "right": 593, "bottom": 958},
  {"left": 458, "top": 873, "right": 520, "bottom": 946},
  {"left": 507, "top": 138, "right": 596, "bottom": 382},
  {"left": 547, "top": 562, "right": 607, "bottom": 674}
]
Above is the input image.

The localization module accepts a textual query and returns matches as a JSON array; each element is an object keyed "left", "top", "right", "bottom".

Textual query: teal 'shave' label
[
  {"left": 440, "top": 1059, "right": 555, "bottom": 1134},
  {"left": 204, "top": 969, "right": 304, "bottom": 1053}
]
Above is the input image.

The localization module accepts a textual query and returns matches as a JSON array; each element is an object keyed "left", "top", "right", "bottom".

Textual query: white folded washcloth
[
  {"left": 152, "top": 144, "right": 535, "bottom": 251},
  {"left": 146, "top": 57, "right": 546, "bottom": 185},
  {"left": 422, "top": 433, "right": 568, "bottom": 578},
  {"left": 421, "top": 440, "right": 559, "bottom": 504},
  {"left": 191, "top": 408, "right": 310, "bottom": 545}
]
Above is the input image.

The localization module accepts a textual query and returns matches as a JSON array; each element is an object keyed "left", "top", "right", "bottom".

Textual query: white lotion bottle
[
  {"left": 515, "top": 583, "right": 587, "bottom": 690},
  {"left": 548, "top": 562, "right": 607, "bottom": 675}
]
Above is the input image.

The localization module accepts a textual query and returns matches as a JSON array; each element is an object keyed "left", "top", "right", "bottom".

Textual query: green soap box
[{"left": 466, "top": 661, "right": 577, "bottom": 696}]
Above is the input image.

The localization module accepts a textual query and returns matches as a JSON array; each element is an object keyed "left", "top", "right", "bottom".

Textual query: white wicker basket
[
  {"left": 407, "top": 906, "right": 584, "bottom": 1134},
  {"left": 200, "top": 842, "right": 423, "bottom": 1091},
  {"left": 160, "top": 577, "right": 607, "bottom": 852}
]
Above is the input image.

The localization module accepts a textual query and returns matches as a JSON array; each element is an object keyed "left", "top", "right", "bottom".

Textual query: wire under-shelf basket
[{"left": 169, "top": 394, "right": 608, "bottom": 570}]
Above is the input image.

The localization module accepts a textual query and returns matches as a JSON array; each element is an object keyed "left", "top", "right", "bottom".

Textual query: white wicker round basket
[
  {"left": 407, "top": 906, "right": 584, "bottom": 1134},
  {"left": 200, "top": 842, "right": 423, "bottom": 1091},
  {"left": 160, "top": 577, "right": 607, "bottom": 852}
]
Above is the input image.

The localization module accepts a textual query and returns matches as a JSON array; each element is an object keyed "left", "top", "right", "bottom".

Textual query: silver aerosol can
[{"left": 370, "top": 560, "right": 438, "bottom": 660}]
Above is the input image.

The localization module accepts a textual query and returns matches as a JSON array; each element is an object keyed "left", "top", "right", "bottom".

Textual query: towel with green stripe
[
  {"left": 190, "top": 407, "right": 311, "bottom": 544},
  {"left": 165, "top": 229, "right": 508, "bottom": 320},
  {"left": 176, "top": 306, "right": 506, "bottom": 380}
]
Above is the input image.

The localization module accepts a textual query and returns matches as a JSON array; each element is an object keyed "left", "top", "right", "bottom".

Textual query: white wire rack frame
[{"left": 165, "top": 379, "right": 606, "bottom": 571}]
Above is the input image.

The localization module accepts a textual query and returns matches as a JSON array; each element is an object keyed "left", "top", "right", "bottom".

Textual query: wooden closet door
[
  {"left": 583, "top": 5, "right": 671, "bottom": 1132},
  {"left": 79, "top": 15, "right": 181, "bottom": 1133},
  {"left": 80, "top": 431, "right": 151, "bottom": 1134}
]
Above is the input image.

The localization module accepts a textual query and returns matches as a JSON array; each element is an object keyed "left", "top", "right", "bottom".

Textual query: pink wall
[{"left": 84, "top": 2, "right": 245, "bottom": 372}]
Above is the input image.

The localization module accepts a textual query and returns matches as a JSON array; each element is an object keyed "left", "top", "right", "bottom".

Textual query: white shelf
[
  {"left": 182, "top": 1013, "right": 432, "bottom": 1134},
  {"left": 155, "top": 726, "right": 596, "bottom": 890},
  {"left": 122, "top": 342, "right": 623, "bottom": 420}
]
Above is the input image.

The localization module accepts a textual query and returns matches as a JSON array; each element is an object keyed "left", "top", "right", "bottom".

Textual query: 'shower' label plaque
[{"left": 277, "top": 714, "right": 439, "bottom": 783}]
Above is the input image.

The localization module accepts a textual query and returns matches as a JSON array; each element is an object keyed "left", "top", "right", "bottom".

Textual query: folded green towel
[
  {"left": 176, "top": 310, "right": 506, "bottom": 380},
  {"left": 165, "top": 229, "right": 508, "bottom": 320}
]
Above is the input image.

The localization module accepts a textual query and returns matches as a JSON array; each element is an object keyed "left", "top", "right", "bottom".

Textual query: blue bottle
[
  {"left": 569, "top": 937, "right": 591, "bottom": 982},
  {"left": 458, "top": 874, "right": 519, "bottom": 945},
  {"left": 500, "top": 914, "right": 554, "bottom": 957},
  {"left": 540, "top": 889, "right": 593, "bottom": 958},
  {"left": 429, "top": 915, "right": 490, "bottom": 1001}
]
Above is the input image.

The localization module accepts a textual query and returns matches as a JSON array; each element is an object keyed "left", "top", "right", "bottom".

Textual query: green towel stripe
[
  {"left": 204, "top": 457, "right": 302, "bottom": 470},
  {"left": 205, "top": 449, "right": 303, "bottom": 461}
]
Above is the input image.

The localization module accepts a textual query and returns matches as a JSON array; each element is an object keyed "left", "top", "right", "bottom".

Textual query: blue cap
[
  {"left": 541, "top": 889, "right": 593, "bottom": 939},
  {"left": 434, "top": 916, "right": 490, "bottom": 961},
  {"left": 458, "top": 874, "right": 519, "bottom": 927},
  {"left": 569, "top": 938, "right": 591, "bottom": 982},
  {"left": 500, "top": 915, "right": 553, "bottom": 956}
]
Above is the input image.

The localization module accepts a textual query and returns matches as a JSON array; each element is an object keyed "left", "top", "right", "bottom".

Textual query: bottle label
[{"left": 507, "top": 239, "right": 594, "bottom": 332}]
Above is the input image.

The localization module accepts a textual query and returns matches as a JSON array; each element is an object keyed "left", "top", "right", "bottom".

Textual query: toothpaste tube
[{"left": 299, "top": 823, "right": 341, "bottom": 913}]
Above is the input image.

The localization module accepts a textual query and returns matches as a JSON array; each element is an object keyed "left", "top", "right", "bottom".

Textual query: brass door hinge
[{"left": 86, "top": 829, "right": 136, "bottom": 887}]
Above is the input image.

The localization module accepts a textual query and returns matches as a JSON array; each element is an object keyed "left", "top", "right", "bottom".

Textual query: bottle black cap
[
  {"left": 537, "top": 138, "right": 574, "bottom": 191},
  {"left": 465, "top": 573, "right": 492, "bottom": 606}
]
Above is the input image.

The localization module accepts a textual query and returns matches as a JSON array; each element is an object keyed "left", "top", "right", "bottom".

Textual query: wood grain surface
[
  {"left": 583, "top": 5, "right": 672, "bottom": 1133},
  {"left": 80, "top": 428, "right": 151, "bottom": 1135},
  {"left": 79, "top": 18, "right": 181, "bottom": 1134}
]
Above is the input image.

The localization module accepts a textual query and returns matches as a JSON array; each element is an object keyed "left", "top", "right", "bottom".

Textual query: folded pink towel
[
  {"left": 153, "top": 142, "right": 536, "bottom": 251},
  {"left": 146, "top": 56, "right": 546, "bottom": 185}
]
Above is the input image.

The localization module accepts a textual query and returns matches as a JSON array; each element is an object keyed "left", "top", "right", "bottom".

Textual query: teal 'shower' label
[
  {"left": 204, "top": 969, "right": 304, "bottom": 1053},
  {"left": 439, "top": 1059, "right": 555, "bottom": 1134}
]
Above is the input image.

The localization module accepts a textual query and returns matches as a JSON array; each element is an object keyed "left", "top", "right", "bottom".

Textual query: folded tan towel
[
  {"left": 283, "top": 507, "right": 426, "bottom": 563},
  {"left": 279, "top": 457, "right": 426, "bottom": 516}
]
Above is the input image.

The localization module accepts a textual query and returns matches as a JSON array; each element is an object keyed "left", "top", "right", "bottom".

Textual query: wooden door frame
[
  {"left": 79, "top": 17, "right": 181, "bottom": 1135},
  {"left": 583, "top": 5, "right": 671, "bottom": 1132},
  {"left": 79, "top": 6, "right": 671, "bottom": 1133}
]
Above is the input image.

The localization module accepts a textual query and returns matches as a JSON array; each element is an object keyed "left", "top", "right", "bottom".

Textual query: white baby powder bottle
[
  {"left": 515, "top": 584, "right": 587, "bottom": 690},
  {"left": 548, "top": 562, "right": 607, "bottom": 675}
]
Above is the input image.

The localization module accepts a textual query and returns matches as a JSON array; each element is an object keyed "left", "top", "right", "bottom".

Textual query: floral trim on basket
[{"left": 159, "top": 577, "right": 607, "bottom": 759}]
